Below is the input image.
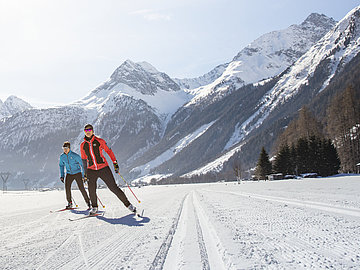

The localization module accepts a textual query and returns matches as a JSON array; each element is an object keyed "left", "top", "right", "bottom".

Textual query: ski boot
[
  {"left": 89, "top": 207, "right": 98, "bottom": 215},
  {"left": 128, "top": 204, "right": 137, "bottom": 214},
  {"left": 65, "top": 202, "right": 73, "bottom": 209}
]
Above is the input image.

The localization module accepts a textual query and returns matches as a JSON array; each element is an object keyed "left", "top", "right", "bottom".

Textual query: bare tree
[
  {"left": 233, "top": 158, "right": 243, "bottom": 184},
  {"left": 23, "top": 179, "right": 30, "bottom": 190},
  {"left": 0, "top": 172, "right": 11, "bottom": 192}
]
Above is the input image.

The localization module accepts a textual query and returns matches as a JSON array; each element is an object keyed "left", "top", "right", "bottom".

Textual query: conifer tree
[
  {"left": 255, "top": 147, "right": 272, "bottom": 180},
  {"left": 296, "top": 138, "right": 309, "bottom": 174},
  {"left": 273, "top": 144, "right": 292, "bottom": 175},
  {"left": 320, "top": 139, "right": 340, "bottom": 176}
]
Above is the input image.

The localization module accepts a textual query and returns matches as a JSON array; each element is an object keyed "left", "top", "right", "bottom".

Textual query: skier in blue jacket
[{"left": 59, "top": 141, "right": 91, "bottom": 209}]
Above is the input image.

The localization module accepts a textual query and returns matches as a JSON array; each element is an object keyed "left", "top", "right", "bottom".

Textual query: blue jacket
[{"left": 59, "top": 150, "right": 84, "bottom": 178}]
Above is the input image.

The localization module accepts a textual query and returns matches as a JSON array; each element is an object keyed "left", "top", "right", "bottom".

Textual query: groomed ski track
[{"left": 1, "top": 176, "right": 360, "bottom": 269}]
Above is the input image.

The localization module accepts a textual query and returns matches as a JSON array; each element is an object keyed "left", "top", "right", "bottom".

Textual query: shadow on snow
[{"left": 70, "top": 209, "right": 150, "bottom": 226}]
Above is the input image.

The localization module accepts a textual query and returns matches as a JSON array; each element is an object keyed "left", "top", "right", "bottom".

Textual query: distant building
[{"left": 267, "top": 173, "right": 283, "bottom": 181}]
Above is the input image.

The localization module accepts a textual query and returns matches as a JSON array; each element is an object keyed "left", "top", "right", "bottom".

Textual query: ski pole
[
  {"left": 97, "top": 195, "right": 105, "bottom": 208},
  {"left": 118, "top": 173, "right": 141, "bottom": 203},
  {"left": 71, "top": 196, "right": 78, "bottom": 208}
]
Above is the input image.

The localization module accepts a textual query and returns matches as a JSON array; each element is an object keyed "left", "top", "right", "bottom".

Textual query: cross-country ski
[
  {"left": 69, "top": 211, "right": 105, "bottom": 222},
  {"left": 50, "top": 207, "right": 77, "bottom": 213}
]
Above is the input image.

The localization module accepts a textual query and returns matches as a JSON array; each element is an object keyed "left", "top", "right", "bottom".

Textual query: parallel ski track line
[
  {"left": 0, "top": 211, "right": 63, "bottom": 254},
  {"left": 192, "top": 192, "right": 210, "bottom": 270},
  {"left": 0, "top": 211, "right": 51, "bottom": 239},
  {"left": 36, "top": 213, "right": 90, "bottom": 270},
  {"left": 207, "top": 189, "right": 360, "bottom": 217},
  {"left": 149, "top": 193, "right": 188, "bottom": 270},
  {"left": 193, "top": 190, "right": 235, "bottom": 270},
  {"left": 61, "top": 204, "right": 170, "bottom": 269},
  {"left": 203, "top": 189, "right": 359, "bottom": 268}
]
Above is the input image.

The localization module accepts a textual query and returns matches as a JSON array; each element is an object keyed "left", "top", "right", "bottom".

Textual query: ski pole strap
[{"left": 118, "top": 173, "right": 141, "bottom": 203}]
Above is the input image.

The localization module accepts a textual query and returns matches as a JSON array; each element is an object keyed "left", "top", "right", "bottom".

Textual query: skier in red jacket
[{"left": 80, "top": 124, "right": 136, "bottom": 215}]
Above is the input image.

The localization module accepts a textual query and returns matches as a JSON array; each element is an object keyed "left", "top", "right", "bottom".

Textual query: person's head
[
  {"left": 62, "top": 141, "right": 70, "bottom": 154},
  {"left": 84, "top": 124, "right": 94, "bottom": 138}
]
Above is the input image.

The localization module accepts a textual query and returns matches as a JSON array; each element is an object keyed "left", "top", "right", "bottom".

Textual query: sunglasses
[
  {"left": 62, "top": 146, "right": 69, "bottom": 150},
  {"left": 84, "top": 129, "right": 93, "bottom": 132}
]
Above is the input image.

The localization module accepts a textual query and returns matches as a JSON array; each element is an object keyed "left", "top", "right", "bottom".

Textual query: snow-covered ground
[{"left": 1, "top": 175, "right": 360, "bottom": 269}]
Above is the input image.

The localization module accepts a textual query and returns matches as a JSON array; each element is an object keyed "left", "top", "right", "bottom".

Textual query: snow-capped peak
[
  {"left": 107, "top": 59, "right": 181, "bottom": 95},
  {"left": 0, "top": 95, "right": 33, "bottom": 119},
  {"left": 183, "top": 13, "right": 336, "bottom": 107},
  {"left": 75, "top": 60, "right": 189, "bottom": 118},
  {"left": 223, "top": 5, "right": 360, "bottom": 152}
]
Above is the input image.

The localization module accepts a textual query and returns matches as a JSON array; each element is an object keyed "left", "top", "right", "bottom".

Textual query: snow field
[{"left": 1, "top": 176, "right": 360, "bottom": 269}]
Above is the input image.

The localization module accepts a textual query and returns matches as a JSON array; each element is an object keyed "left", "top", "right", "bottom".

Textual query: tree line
[{"left": 255, "top": 85, "right": 359, "bottom": 179}]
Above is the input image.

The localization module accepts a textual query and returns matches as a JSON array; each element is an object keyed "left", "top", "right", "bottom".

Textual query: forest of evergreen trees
[{"left": 255, "top": 85, "right": 359, "bottom": 179}]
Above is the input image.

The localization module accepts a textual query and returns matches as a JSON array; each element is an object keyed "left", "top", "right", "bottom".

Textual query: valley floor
[{"left": 1, "top": 176, "right": 360, "bottom": 269}]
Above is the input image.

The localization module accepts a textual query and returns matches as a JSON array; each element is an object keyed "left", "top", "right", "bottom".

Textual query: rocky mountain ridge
[{"left": 1, "top": 7, "right": 360, "bottom": 188}]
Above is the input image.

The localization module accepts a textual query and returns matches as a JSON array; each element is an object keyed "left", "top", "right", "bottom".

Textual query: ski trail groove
[
  {"left": 193, "top": 193, "right": 210, "bottom": 270},
  {"left": 76, "top": 230, "right": 89, "bottom": 268},
  {"left": 212, "top": 190, "right": 360, "bottom": 217},
  {"left": 193, "top": 191, "right": 235, "bottom": 270},
  {"left": 36, "top": 213, "right": 89, "bottom": 270},
  {"left": 149, "top": 193, "right": 188, "bottom": 270}
]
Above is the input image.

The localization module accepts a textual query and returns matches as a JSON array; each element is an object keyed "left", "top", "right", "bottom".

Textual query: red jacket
[{"left": 80, "top": 135, "right": 116, "bottom": 171}]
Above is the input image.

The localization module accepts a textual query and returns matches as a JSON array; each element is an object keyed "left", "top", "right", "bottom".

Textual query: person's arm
[
  {"left": 101, "top": 138, "right": 119, "bottom": 173},
  {"left": 75, "top": 153, "right": 85, "bottom": 177},
  {"left": 80, "top": 142, "right": 88, "bottom": 177},
  {"left": 101, "top": 138, "right": 117, "bottom": 162},
  {"left": 82, "top": 159, "right": 88, "bottom": 174},
  {"left": 59, "top": 155, "right": 65, "bottom": 181}
]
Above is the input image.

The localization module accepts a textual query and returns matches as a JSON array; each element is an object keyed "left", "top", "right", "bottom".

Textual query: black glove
[
  {"left": 60, "top": 177, "right": 64, "bottom": 183},
  {"left": 113, "top": 161, "right": 119, "bottom": 174}
]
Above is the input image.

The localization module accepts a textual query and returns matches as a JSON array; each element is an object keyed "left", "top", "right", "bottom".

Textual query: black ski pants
[
  {"left": 65, "top": 172, "right": 90, "bottom": 205},
  {"left": 87, "top": 166, "right": 130, "bottom": 208}
]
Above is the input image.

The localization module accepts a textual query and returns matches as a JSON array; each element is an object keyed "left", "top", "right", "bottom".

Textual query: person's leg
[
  {"left": 99, "top": 167, "right": 131, "bottom": 207},
  {"left": 74, "top": 173, "right": 91, "bottom": 207},
  {"left": 87, "top": 170, "right": 98, "bottom": 208},
  {"left": 65, "top": 174, "right": 75, "bottom": 204}
]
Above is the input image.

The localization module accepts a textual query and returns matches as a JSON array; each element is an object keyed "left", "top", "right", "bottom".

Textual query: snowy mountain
[
  {"left": 182, "top": 6, "right": 360, "bottom": 177},
  {"left": 173, "top": 63, "right": 227, "bottom": 90},
  {"left": 1, "top": 7, "right": 360, "bottom": 189},
  {"left": 129, "top": 7, "right": 360, "bottom": 180},
  {"left": 0, "top": 95, "right": 33, "bottom": 119},
  {"left": 0, "top": 60, "right": 189, "bottom": 189},
  {"left": 179, "top": 13, "right": 336, "bottom": 106},
  {"left": 76, "top": 60, "right": 189, "bottom": 117}
]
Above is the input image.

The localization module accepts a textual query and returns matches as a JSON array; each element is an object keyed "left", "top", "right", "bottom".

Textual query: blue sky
[{"left": 0, "top": 0, "right": 359, "bottom": 107}]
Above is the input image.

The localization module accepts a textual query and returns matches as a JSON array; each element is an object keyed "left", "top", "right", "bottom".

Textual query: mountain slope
[
  {"left": 0, "top": 96, "right": 33, "bottom": 119},
  {"left": 1, "top": 8, "right": 358, "bottom": 188},
  {"left": 183, "top": 6, "right": 360, "bottom": 177},
  {"left": 129, "top": 6, "right": 360, "bottom": 180},
  {"left": 179, "top": 13, "right": 336, "bottom": 107}
]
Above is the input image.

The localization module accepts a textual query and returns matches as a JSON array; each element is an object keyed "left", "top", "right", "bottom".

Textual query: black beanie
[{"left": 84, "top": 124, "right": 94, "bottom": 130}]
